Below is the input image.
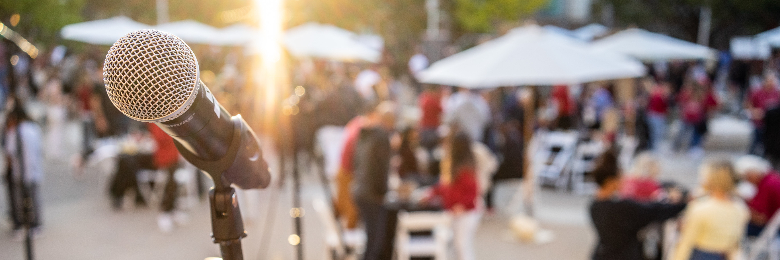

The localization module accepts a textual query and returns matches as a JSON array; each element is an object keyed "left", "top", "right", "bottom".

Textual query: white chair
[
  {"left": 535, "top": 131, "right": 578, "bottom": 190},
  {"left": 570, "top": 141, "right": 604, "bottom": 194},
  {"left": 312, "top": 197, "right": 365, "bottom": 260},
  {"left": 747, "top": 209, "right": 780, "bottom": 260},
  {"left": 395, "top": 211, "right": 452, "bottom": 260}
]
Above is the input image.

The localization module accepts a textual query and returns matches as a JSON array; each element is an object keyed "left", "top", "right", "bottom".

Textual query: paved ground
[{"left": 0, "top": 115, "right": 752, "bottom": 260}]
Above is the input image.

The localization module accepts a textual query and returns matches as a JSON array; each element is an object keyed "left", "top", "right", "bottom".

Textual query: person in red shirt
[
  {"left": 334, "top": 115, "right": 366, "bottom": 229},
  {"left": 552, "top": 85, "right": 576, "bottom": 129},
  {"left": 428, "top": 131, "right": 480, "bottom": 260},
  {"left": 418, "top": 85, "right": 443, "bottom": 152},
  {"left": 619, "top": 153, "right": 662, "bottom": 202},
  {"left": 735, "top": 155, "right": 780, "bottom": 237},
  {"left": 646, "top": 83, "right": 670, "bottom": 151},
  {"left": 747, "top": 75, "right": 780, "bottom": 155},
  {"left": 109, "top": 123, "right": 180, "bottom": 232}
]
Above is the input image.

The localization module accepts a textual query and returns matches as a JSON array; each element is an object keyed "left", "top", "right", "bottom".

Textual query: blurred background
[{"left": 1, "top": 0, "right": 780, "bottom": 259}]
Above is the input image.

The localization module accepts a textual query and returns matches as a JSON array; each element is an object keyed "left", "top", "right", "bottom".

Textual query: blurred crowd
[{"left": 3, "top": 32, "right": 780, "bottom": 260}]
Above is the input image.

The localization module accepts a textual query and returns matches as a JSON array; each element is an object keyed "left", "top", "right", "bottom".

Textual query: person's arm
[
  {"left": 672, "top": 208, "right": 702, "bottom": 260},
  {"left": 630, "top": 200, "right": 687, "bottom": 228}
]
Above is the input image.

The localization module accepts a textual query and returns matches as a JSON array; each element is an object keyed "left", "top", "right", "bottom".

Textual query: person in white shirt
[
  {"left": 3, "top": 97, "right": 44, "bottom": 239},
  {"left": 443, "top": 88, "right": 491, "bottom": 143},
  {"left": 672, "top": 159, "right": 749, "bottom": 260}
]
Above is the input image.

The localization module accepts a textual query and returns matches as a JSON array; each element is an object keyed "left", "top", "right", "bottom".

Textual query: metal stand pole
[
  {"left": 209, "top": 185, "right": 246, "bottom": 260},
  {"left": 290, "top": 116, "right": 304, "bottom": 260}
]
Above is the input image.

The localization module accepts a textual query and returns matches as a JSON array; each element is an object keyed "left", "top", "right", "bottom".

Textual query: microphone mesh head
[{"left": 103, "top": 29, "right": 199, "bottom": 122}]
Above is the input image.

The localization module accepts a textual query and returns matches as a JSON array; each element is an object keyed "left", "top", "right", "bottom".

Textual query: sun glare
[{"left": 255, "top": 0, "right": 286, "bottom": 130}]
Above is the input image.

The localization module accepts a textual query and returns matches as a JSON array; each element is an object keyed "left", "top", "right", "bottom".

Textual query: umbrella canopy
[
  {"left": 60, "top": 16, "right": 152, "bottom": 45},
  {"left": 755, "top": 26, "right": 780, "bottom": 48},
  {"left": 417, "top": 25, "right": 646, "bottom": 88},
  {"left": 214, "top": 24, "right": 256, "bottom": 46},
  {"left": 155, "top": 20, "right": 221, "bottom": 45},
  {"left": 731, "top": 37, "right": 770, "bottom": 60},
  {"left": 591, "top": 28, "right": 716, "bottom": 61},
  {"left": 573, "top": 23, "right": 609, "bottom": 41},
  {"left": 283, "top": 23, "right": 381, "bottom": 63}
]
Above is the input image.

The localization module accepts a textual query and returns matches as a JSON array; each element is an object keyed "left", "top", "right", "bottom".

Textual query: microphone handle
[{"left": 157, "top": 80, "right": 234, "bottom": 161}]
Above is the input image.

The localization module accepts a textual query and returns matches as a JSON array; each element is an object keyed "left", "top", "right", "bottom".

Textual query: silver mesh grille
[{"left": 103, "top": 29, "right": 199, "bottom": 122}]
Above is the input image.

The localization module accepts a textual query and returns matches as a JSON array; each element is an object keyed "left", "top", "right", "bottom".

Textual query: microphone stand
[{"left": 176, "top": 116, "right": 253, "bottom": 260}]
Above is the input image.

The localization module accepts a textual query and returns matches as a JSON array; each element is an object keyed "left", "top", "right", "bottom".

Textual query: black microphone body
[{"left": 158, "top": 80, "right": 269, "bottom": 190}]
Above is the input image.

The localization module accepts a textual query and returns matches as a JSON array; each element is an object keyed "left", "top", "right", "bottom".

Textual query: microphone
[{"left": 102, "top": 29, "right": 270, "bottom": 190}]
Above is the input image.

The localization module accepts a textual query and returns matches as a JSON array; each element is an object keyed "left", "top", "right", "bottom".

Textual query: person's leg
[
  {"left": 7, "top": 177, "right": 22, "bottom": 230},
  {"left": 452, "top": 210, "right": 481, "bottom": 260},
  {"left": 355, "top": 199, "right": 380, "bottom": 260},
  {"left": 160, "top": 166, "right": 178, "bottom": 213},
  {"left": 647, "top": 113, "right": 666, "bottom": 151}
]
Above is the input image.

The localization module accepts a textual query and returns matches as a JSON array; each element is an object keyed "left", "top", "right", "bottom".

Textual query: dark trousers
[
  {"left": 109, "top": 154, "right": 178, "bottom": 212},
  {"left": 355, "top": 198, "right": 392, "bottom": 260},
  {"left": 5, "top": 171, "right": 40, "bottom": 230}
]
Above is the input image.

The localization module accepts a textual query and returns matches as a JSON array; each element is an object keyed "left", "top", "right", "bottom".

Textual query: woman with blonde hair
[{"left": 672, "top": 160, "right": 749, "bottom": 260}]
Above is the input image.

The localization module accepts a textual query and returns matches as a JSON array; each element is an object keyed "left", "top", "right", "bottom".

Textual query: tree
[{"left": 453, "top": 0, "right": 549, "bottom": 33}]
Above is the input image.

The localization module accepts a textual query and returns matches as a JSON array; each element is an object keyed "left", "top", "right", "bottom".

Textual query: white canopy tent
[
  {"left": 283, "top": 23, "right": 382, "bottom": 63},
  {"left": 60, "top": 16, "right": 152, "bottom": 45},
  {"left": 155, "top": 20, "right": 222, "bottom": 45},
  {"left": 591, "top": 28, "right": 716, "bottom": 61},
  {"left": 755, "top": 26, "right": 780, "bottom": 48},
  {"left": 417, "top": 25, "right": 646, "bottom": 88}
]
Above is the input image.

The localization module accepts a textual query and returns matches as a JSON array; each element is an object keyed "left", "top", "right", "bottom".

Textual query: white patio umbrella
[
  {"left": 215, "top": 24, "right": 256, "bottom": 46},
  {"left": 283, "top": 23, "right": 381, "bottom": 63},
  {"left": 155, "top": 20, "right": 221, "bottom": 45},
  {"left": 731, "top": 37, "right": 770, "bottom": 60},
  {"left": 60, "top": 16, "right": 152, "bottom": 45},
  {"left": 755, "top": 26, "right": 780, "bottom": 48},
  {"left": 591, "top": 28, "right": 716, "bottom": 61},
  {"left": 573, "top": 23, "right": 609, "bottom": 41},
  {"left": 417, "top": 25, "right": 646, "bottom": 88}
]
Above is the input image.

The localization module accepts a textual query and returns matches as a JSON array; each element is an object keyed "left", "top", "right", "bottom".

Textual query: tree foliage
[
  {"left": 0, "top": 0, "right": 85, "bottom": 47},
  {"left": 453, "top": 0, "right": 549, "bottom": 33}
]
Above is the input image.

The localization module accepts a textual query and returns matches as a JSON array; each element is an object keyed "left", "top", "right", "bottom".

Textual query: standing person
[
  {"left": 418, "top": 85, "right": 443, "bottom": 154},
  {"left": 2, "top": 97, "right": 44, "bottom": 239},
  {"left": 734, "top": 155, "right": 780, "bottom": 237},
  {"left": 108, "top": 123, "right": 181, "bottom": 232},
  {"left": 589, "top": 149, "right": 686, "bottom": 260},
  {"left": 672, "top": 160, "right": 748, "bottom": 260},
  {"left": 551, "top": 85, "right": 576, "bottom": 130},
  {"left": 38, "top": 73, "right": 68, "bottom": 160},
  {"left": 646, "top": 82, "right": 670, "bottom": 152},
  {"left": 351, "top": 102, "right": 396, "bottom": 260},
  {"left": 429, "top": 132, "right": 482, "bottom": 260},
  {"left": 443, "top": 88, "right": 491, "bottom": 143},
  {"left": 675, "top": 83, "right": 708, "bottom": 155},
  {"left": 746, "top": 74, "right": 780, "bottom": 156}
]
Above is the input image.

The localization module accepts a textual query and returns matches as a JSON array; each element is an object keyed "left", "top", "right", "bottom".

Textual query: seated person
[
  {"left": 620, "top": 152, "right": 662, "bottom": 202},
  {"left": 108, "top": 123, "right": 180, "bottom": 232},
  {"left": 734, "top": 155, "right": 780, "bottom": 237},
  {"left": 589, "top": 149, "right": 686, "bottom": 260}
]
